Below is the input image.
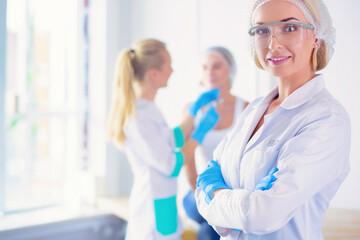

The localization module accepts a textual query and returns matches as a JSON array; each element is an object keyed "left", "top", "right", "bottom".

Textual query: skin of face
[
  {"left": 253, "top": 1, "right": 317, "bottom": 81},
  {"left": 201, "top": 53, "right": 231, "bottom": 90},
  {"left": 153, "top": 50, "right": 173, "bottom": 88}
]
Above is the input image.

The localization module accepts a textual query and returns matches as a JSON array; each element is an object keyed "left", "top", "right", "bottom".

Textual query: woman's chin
[{"left": 205, "top": 82, "right": 221, "bottom": 90}]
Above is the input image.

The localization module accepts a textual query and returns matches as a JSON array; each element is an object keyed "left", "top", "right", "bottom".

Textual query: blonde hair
[
  {"left": 107, "top": 39, "right": 167, "bottom": 145},
  {"left": 301, "top": 0, "right": 328, "bottom": 71},
  {"left": 251, "top": 0, "right": 330, "bottom": 72}
]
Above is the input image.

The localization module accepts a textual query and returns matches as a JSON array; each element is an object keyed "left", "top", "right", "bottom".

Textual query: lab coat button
[{"left": 266, "top": 139, "right": 279, "bottom": 146}]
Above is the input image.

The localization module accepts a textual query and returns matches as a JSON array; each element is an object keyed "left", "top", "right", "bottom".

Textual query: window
[{"left": 1, "top": 0, "right": 86, "bottom": 214}]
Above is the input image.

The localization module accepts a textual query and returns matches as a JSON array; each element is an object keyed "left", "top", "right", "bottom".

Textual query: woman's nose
[{"left": 268, "top": 35, "right": 284, "bottom": 50}]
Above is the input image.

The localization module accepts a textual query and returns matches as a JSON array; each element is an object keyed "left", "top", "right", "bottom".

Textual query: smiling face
[
  {"left": 253, "top": 1, "right": 317, "bottom": 79},
  {"left": 201, "top": 53, "right": 231, "bottom": 89}
]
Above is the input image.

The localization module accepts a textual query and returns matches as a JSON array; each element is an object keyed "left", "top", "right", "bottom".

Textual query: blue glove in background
[
  {"left": 255, "top": 167, "right": 279, "bottom": 190},
  {"left": 197, "top": 160, "right": 230, "bottom": 204},
  {"left": 191, "top": 105, "right": 219, "bottom": 144},
  {"left": 187, "top": 88, "right": 220, "bottom": 116}
]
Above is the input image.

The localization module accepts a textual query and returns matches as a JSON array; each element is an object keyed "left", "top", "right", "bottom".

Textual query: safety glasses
[{"left": 248, "top": 21, "right": 314, "bottom": 49}]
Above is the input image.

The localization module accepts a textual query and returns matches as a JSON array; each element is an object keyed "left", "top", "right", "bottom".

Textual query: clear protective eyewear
[{"left": 248, "top": 21, "right": 314, "bottom": 49}]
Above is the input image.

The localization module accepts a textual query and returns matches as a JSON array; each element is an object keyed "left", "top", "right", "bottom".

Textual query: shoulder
[
  {"left": 126, "top": 99, "right": 167, "bottom": 131},
  {"left": 290, "top": 89, "right": 351, "bottom": 142},
  {"left": 243, "top": 96, "right": 263, "bottom": 111},
  {"left": 137, "top": 99, "right": 164, "bottom": 121},
  {"left": 235, "top": 96, "right": 249, "bottom": 110},
  {"left": 305, "top": 89, "right": 350, "bottom": 125}
]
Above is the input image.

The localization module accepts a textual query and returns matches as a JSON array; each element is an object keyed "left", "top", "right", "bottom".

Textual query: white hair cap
[
  {"left": 250, "top": 0, "right": 336, "bottom": 60},
  {"left": 204, "top": 46, "right": 237, "bottom": 85}
]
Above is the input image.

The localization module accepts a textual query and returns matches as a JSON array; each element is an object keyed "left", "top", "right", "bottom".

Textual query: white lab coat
[
  {"left": 124, "top": 98, "right": 183, "bottom": 240},
  {"left": 194, "top": 97, "right": 246, "bottom": 174},
  {"left": 195, "top": 75, "right": 351, "bottom": 240}
]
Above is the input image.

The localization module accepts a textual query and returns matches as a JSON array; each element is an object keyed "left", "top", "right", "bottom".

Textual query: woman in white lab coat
[
  {"left": 195, "top": 0, "right": 351, "bottom": 239},
  {"left": 182, "top": 46, "right": 248, "bottom": 240},
  {"left": 107, "top": 39, "right": 220, "bottom": 240}
]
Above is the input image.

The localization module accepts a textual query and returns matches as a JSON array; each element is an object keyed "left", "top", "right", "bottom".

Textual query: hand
[
  {"left": 187, "top": 88, "right": 220, "bottom": 116},
  {"left": 197, "top": 160, "right": 230, "bottom": 204},
  {"left": 255, "top": 167, "right": 279, "bottom": 191},
  {"left": 191, "top": 105, "right": 219, "bottom": 144}
]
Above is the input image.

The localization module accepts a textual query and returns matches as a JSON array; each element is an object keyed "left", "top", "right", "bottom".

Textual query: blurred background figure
[
  {"left": 107, "top": 38, "right": 220, "bottom": 240},
  {"left": 183, "top": 46, "right": 248, "bottom": 240}
]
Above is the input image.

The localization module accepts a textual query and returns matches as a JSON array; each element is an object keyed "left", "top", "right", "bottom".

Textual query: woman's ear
[
  {"left": 146, "top": 68, "right": 158, "bottom": 82},
  {"left": 314, "top": 38, "right": 319, "bottom": 49}
]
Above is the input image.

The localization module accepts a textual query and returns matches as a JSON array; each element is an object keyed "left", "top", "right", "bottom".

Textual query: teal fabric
[
  {"left": 170, "top": 151, "right": 184, "bottom": 177},
  {"left": 173, "top": 126, "right": 184, "bottom": 148},
  {"left": 154, "top": 196, "right": 178, "bottom": 236}
]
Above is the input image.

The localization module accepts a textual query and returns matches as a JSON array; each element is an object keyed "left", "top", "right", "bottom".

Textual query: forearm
[
  {"left": 179, "top": 113, "right": 194, "bottom": 139},
  {"left": 185, "top": 165, "right": 197, "bottom": 190},
  {"left": 181, "top": 138, "right": 198, "bottom": 190},
  {"left": 182, "top": 140, "right": 198, "bottom": 190},
  {"left": 196, "top": 187, "right": 252, "bottom": 231}
]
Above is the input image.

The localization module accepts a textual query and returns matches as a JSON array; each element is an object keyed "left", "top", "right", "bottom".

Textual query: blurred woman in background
[
  {"left": 108, "top": 38, "right": 220, "bottom": 240},
  {"left": 183, "top": 46, "right": 248, "bottom": 240}
]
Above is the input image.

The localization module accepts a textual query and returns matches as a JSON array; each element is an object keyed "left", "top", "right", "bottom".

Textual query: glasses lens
[{"left": 250, "top": 22, "right": 310, "bottom": 49}]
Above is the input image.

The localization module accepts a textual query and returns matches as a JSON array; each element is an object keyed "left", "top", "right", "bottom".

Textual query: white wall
[
  {"left": 319, "top": 0, "right": 360, "bottom": 209},
  {"left": 87, "top": 0, "right": 134, "bottom": 197},
  {"left": 198, "top": 0, "right": 277, "bottom": 101},
  {"left": 104, "top": 0, "right": 134, "bottom": 196},
  {"left": 130, "top": 0, "right": 199, "bottom": 127},
  {"left": 103, "top": 0, "right": 360, "bottom": 209}
]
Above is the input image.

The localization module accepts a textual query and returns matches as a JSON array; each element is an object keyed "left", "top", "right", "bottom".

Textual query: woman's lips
[
  {"left": 268, "top": 56, "right": 291, "bottom": 65},
  {"left": 207, "top": 78, "right": 218, "bottom": 84}
]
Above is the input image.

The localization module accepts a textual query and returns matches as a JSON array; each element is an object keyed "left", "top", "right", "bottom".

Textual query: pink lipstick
[{"left": 268, "top": 56, "right": 290, "bottom": 65}]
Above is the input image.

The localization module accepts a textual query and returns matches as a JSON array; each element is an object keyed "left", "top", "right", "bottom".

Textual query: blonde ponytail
[
  {"left": 108, "top": 39, "right": 167, "bottom": 146},
  {"left": 108, "top": 49, "right": 136, "bottom": 144}
]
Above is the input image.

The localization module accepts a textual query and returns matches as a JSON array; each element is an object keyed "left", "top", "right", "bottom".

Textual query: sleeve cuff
[
  {"left": 173, "top": 126, "right": 185, "bottom": 148},
  {"left": 170, "top": 151, "right": 184, "bottom": 177}
]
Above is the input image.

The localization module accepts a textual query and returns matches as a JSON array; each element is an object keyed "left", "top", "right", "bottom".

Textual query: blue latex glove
[
  {"left": 197, "top": 160, "right": 230, "bottom": 204},
  {"left": 255, "top": 167, "right": 279, "bottom": 190},
  {"left": 187, "top": 88, "right": 220, "bottom": 116},
  {"left": 191, "top": 105, "right": 219, "bottom": 144}
]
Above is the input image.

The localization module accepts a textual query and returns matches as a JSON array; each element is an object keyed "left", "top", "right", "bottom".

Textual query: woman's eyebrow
[
  {"left": 281, "top": 17, "right": 300, "bottom": 22},
  {"left": 255, "top": 17, "right": 300, "bottom": 25}
]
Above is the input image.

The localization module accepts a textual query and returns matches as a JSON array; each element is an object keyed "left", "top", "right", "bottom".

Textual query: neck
[
  {"left": 135, "top": 81, "right": 158, "bottom": 101},
  {"left": 276, "top": 66, "right": 315, "bottom": 102},
  {"left": 218, "top": 85, "right": 234, "bottom": 103}
]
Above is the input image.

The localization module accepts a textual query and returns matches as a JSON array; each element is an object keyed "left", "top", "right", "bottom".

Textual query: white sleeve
[
  {"left": 127, "top": 116, "right": 179, "bottom": 177},
  {"left": 196, "top": 110, "right": 351, "bottom": 235}
]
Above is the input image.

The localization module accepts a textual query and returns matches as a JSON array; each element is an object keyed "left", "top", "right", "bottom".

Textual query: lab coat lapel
[
  {"left": 231, "top": 102, "right": 268, "bottom": 164},
  {"left": 241, "top": 103, "right": 268, "bottom": 155},
  {"left": 223, "top": 107, "right": 262, "bottom": 189},
  {"left": 241, "top": 86, "right": 279, "bottom": 156}
]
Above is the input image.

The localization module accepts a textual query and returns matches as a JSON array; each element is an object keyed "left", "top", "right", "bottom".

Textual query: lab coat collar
[
  {"left": 242, "top": 75, "right": 325, "bottom": 156},
  {"left": 280, "top": 74, "right": 325, "bottom": 110},
  {"left": 259, "top": 74, "right": 325, "bottom": 110},
  {"left": 253, "top": 86, "right": 280, "bottom": 109}
]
